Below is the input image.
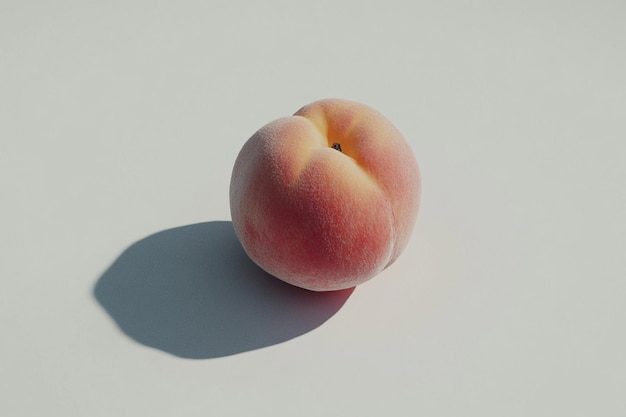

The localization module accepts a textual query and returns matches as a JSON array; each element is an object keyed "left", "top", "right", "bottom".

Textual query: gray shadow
[{"left": 93, "top": 221, "right": 354, "bottom": 359}]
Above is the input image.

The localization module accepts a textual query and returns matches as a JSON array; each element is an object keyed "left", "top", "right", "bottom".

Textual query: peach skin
[{"left": 229, "top": 98, "right": 421, "bottom": 291}]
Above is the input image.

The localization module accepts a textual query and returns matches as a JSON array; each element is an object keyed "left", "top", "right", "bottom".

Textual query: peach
[{"left": 229, "top": 98, "right": 421, "bottom": 291}]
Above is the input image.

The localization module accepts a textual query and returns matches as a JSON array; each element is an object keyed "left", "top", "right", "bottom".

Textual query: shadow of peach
[{"left": 93, "top": 221, "right": 354, "bottom": 359}]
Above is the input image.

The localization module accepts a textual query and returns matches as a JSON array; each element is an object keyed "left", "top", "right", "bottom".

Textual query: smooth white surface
[{"left": 2, "top": 1, "right": 625, "bottom": 415}]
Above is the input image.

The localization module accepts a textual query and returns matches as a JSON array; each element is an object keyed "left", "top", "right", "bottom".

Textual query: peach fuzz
[{"left": 229, "top": 98, "right": 421, "bottom": 291}]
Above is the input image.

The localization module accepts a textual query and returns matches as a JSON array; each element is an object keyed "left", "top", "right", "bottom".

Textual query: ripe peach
[{"left": 229, "top": 98, "right": 421, "bottom": 291}]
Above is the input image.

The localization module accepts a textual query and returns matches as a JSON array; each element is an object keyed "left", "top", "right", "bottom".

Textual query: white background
[{"left": 2, "top": 1, "right": 625, "bottom": 416}]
